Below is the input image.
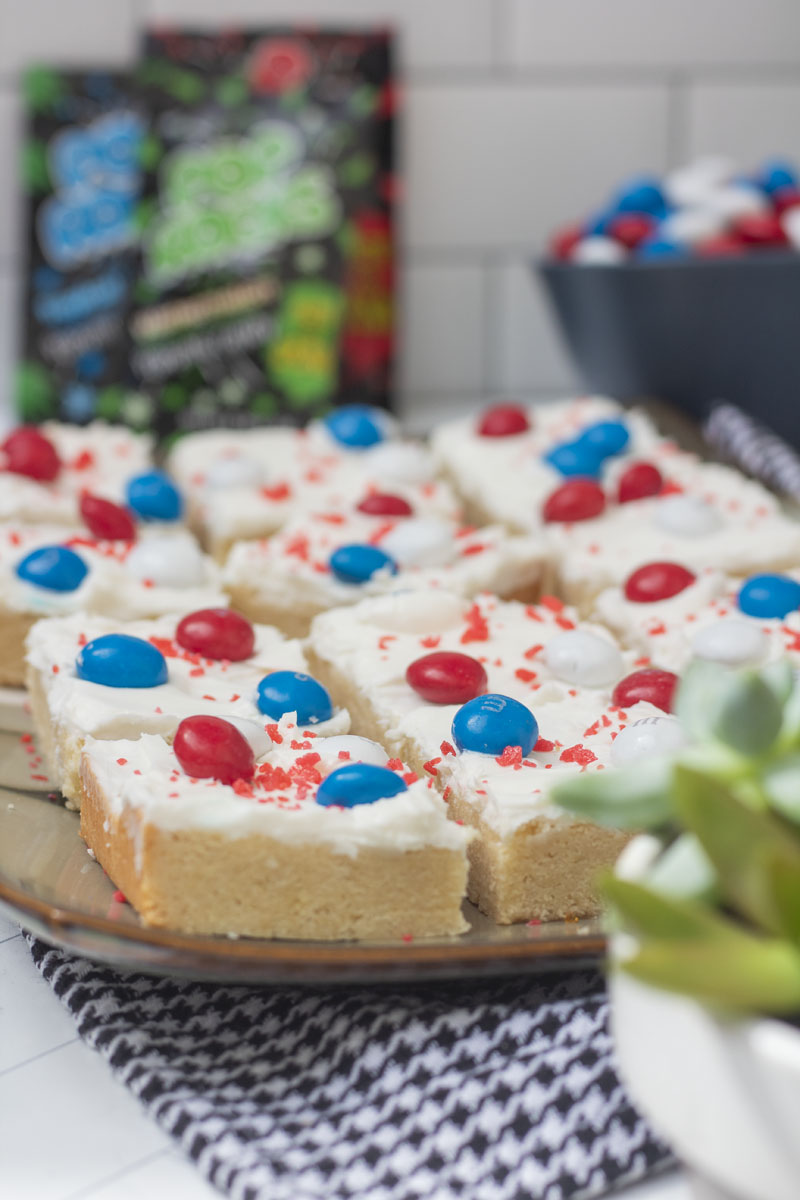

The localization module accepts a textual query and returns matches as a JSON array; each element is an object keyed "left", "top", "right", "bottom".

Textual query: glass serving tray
[{"left": 0, "top": 730, "right": 604, "bottom": 984}]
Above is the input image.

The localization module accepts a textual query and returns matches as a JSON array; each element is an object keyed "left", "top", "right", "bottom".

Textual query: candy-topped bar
[
  {"left": 430, "top": 395, "right": 673, "bottom": 531},
  {"left": 222, "top": 509, "right": 546, "bottom": 637},
  {"left": 307, "top": 589, "right": 677, "bottom": 923},
  {"left": 168, "top": 404, "right": 460, "bottom": 560},
  {"left": 0, "top": 422, "right": 153, "bottom": 526},
  {"left": 544, "top": 461, "right": 800, "bottom": 610},
  {"left": 0, "top": 523, "right": 225, "bottom": 685},
  {"left": 593, "top": 562, "right": 800, "bottom": 673},
  {"left": 26, "top": 609, "right": 347, "bottom": 807},
  {"left": 79, "top": 723, "right": 470, "bottom": 940}
]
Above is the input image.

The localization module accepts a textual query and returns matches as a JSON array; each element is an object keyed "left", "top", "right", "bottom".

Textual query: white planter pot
[{"left": 611, "top": 944, "right": 800, "bottom": 1200}]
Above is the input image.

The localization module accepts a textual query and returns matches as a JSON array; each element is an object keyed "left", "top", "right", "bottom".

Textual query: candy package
[{"left": 131, "top": 28, "right": 395, "bottom": 437}]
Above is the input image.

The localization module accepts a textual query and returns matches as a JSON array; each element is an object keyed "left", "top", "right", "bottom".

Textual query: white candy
[
  {"left": 611, "top": 716, "right": 686, "bottom": 766},
  {"left": 572, "top": 236, "right": 625, "bottom": 265},
  {"left": 361, "top": 441, "right": 435, "bottom": 485},
  {"left": 664, "top": 157, "right": 735, "bottom": 207},
  {"left": 782, "top": 207, "right": 800, "bottom": 250},
  {"left": 381, "top": 518, "right": 454, "bottom": 568},
  {"left": 204, "top": 455, "right": 264, "bottom": 490},
  {"left": 361, "top": 590, "right": 464, "bottom": 633},
  {"left": 223, "top": 717, "right": 271, "bottom": 760},
  {"left": 125, "top": 534, "right": 207, "bottom": 588},
  {"left": 659, "top": 207, "right": 726, "bottom": 245},
  {"left": 543, "top": 630, "right": 624, "bottom": 688},
  {"left": 691, "top": 619, "right": 768, "bottom": 667},
  {"left": 653, "top": 494, "right": 723, "bottom": 538},
  {"left": 700, "top": 184, "right": 767, "bottom": 222},
  {"left": 314, "top": 735, "right": 389, "bottom": 769}
]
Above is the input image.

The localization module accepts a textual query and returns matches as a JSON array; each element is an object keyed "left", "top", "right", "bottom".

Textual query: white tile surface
[
  {"left": 0, "top": 1039, "right": 170, "bottom": 1198},
  {"left": 406, "top": 84, "right": 670, "bottom": 250},
  {"left": 0, "top": 934, "right": 77, "bottom": 1073},
  {"left": 687, "top": 82, "right": 800, "bottom": 165},
  {"left": 504, "top": 0, "right": 800, "bottom": 69},
  {"left": 75, "top": 1149, "right": 220, "bottom": 1199},
  {"left": 488, "top": 260, "right": 577, "bottom": 393},
  {"left": 0, "top": 0, "right": 137, "bottom": 74},
  {"left": 401, "top": 264, "right": 485, "bottom": 392},
  {"left": 141, "top": 0, "right": 495, "bottom": 70}
]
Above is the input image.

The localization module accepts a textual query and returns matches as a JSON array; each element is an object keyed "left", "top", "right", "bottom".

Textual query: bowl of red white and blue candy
[{"left": 537, "top": 157, "right": 800, "bottom": 446}]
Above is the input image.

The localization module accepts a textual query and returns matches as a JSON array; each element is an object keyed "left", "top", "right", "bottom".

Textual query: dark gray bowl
[{"left": 537, "top": 253, "right": 800, "bottom": 446}]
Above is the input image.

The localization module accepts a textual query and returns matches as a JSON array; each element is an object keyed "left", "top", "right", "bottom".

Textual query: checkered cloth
[
  {"left": 705, "top": 402, "right": 800, "bottom": 501},
  {"left": 27, "top": 936, "right": 672, "bottom": 1200}
]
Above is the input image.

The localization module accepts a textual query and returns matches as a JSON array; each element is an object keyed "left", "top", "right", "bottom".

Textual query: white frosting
[
  {"left": 83, "top": 733, "right": 467, "bottom": 856},
  {"left": 0, "top": 422, "right": 152, "bottom": 526},
  {"left": 168, "top": 424, "right": 459, "bottom": 551},
  {"left": 222, "top": 512, "right": 545, "bottom": 625},
  {"left": 425, "top": 696, "right": 667, "bottom": 838},
  {"left": 593, "top": 571, "right": 800, "bottom": 672},
  {"left": 431, "top": 395, "right": 672, "bottom": 534},
  {"left": 25, "top": 611, "right": 349, "bottom": 744},
  {"left": 553, "top": 462, "right": 800, "bottom": 601}
]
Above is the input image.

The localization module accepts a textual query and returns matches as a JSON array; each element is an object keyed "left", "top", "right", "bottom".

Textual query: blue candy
[
  {"left": 15, "top": 545, "right": 88, "bottom": 593},
  {"left": 126, "top": 471, "right": 183, "bottom": 522},
  {"left": 76, "top": 634, "right": 168, "bottom": 688},
  {"left": 737, "top": 574, "right": 800, "bottom": 620},
  {"left": 577, "top": 419, "right": 630, "bottom": 458},
  {"left": 760, "top": 160, "right": 798, "bottom": 195},
  {"left": 544, "top": 440, "right": 603, "bottom": 479},
  {"left": 323, "top": 404, "right": 387, "bottom": 449},
  {"left": 637, "top": 237, "right": 686, "bottom": 260},
  {"left": 615, "top": 177, "right": 668, "bottom": 217},
  {"left": 329, "top": 543, "right": 398, "bottom": 585},
  {"left": 257, "top": 670, "right": 334, "bottom": 725},
  {"left": 584, "top": 209, "right": 614, "bottom": 237},
  {"left": 451, "top": 693, "right": 538, "bottom": 757},
  {"left": 316, "top": 763, "right": 408, "bottom": 808}
]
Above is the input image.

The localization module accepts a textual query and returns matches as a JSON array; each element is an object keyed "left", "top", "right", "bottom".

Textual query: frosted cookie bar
[
  {"left": 223, "top": 509, "right": 546, "bottom": 637},
  {"left": 168, "top": 405, "right": 458, "bottom": 558},
  {"left": 79, "top": 723, "right": 469, "bottom": 940},
  {"left": 26, "top": 608, "right": 345, "bottom": 807},
  {"left": 308, "top": 589, "right": 670, "bottom": 923},
  {"left": 0, "top": 422, "right": 153, "bottom": 526}
]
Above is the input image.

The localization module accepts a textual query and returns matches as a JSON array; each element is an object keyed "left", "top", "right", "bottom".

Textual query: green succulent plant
[{"left": 553, "top": 658, "right": 800, "bottom": 1015}]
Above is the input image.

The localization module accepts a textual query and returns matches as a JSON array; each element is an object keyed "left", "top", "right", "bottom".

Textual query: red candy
[
  {"left": 176, "top": 608, "right": 255, "bottom": 662},
  {"left": 624, "top": 561, "right": 696, "bottom": 603},
  {"left": 608, "top": 213, "right": 655, "bottom": 250},
  {"left": 731, "top": 212, "right": 788, "bottom": 248},
  {"left": 173, "top": 715, "right": 255, "bottom": 785},
  {"left": 548, "top": 224, "right": 584, "bottom": 261},
  {"left": 80, "top": 493, "right": 136, "bottom": 540},
  {"left": 477, "top": 404, "right": 530, "bottom": 438},
  {"left": 406, "top": 651, "right": 488, "bottom": 705},
  {"left": 356, "top": 493, "right": 414, "bottom": 517},
  {"left": 542, "top": 479, "right": 605, "bottom": 524},
  {"left": 617, "top": 461, "right": 664, "bottom": 503},
  {"left": 612, "top": 668, "right": 678, "bottom": 714},
  {"left": 695, "top": 234, "right": 745, "bottom": 258},
  {"left": 772, "top": 187, "right": 800, "bottom": 216},
  {"left": 2, "top": 426, "right": 60, "bottom": 482}
]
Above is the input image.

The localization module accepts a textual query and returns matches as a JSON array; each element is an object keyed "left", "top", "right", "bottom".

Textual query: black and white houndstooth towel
[{"left": 27, "top": 937, "right": 672, "bottom": 1200}]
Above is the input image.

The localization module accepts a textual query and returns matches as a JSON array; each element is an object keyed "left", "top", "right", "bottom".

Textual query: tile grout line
[
  {"left": 0, "top": 1036, "right": 80, "bottom": 1081},
  {"left": 62, "top": 1147, "right": 175, "bottom": 1200},
  {"left": 0, "top": 930, "right": 22, "bottom": 944}
]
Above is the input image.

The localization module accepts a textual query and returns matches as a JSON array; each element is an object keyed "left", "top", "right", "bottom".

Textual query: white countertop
[{"left": 0, "top": 909, "right": 690, "bottom": 1200}]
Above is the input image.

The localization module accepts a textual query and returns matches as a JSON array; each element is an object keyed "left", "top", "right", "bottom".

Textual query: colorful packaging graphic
[
  {"left": 17, "top": 69, "right": 145, "bottom": 427},
  {"left": 133, "top": 28, "right": 395, "bottom": 436}
]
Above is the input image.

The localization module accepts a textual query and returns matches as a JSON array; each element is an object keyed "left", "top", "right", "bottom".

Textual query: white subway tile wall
[{"left": 0, "top": 0, "right": 799, "bottom": 430}]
